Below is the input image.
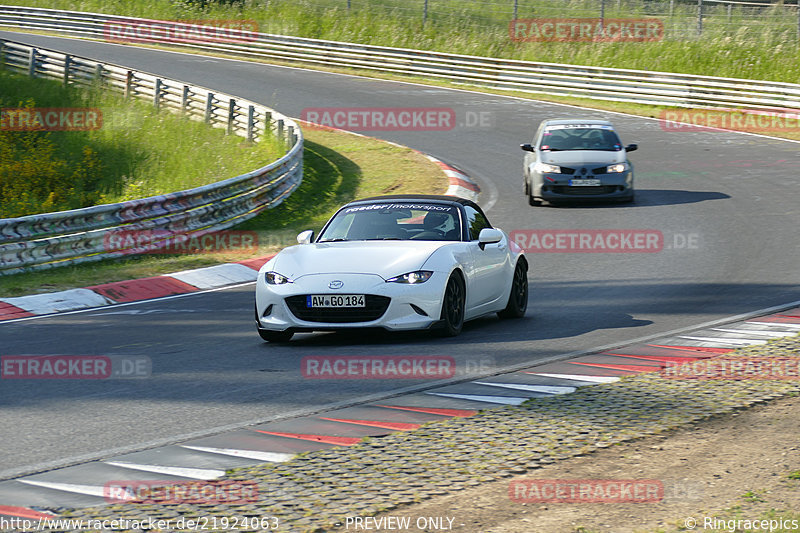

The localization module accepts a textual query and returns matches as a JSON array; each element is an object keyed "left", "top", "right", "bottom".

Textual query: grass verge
[{"left": 0, "top": 68, "right": 286, "bottom": 218}]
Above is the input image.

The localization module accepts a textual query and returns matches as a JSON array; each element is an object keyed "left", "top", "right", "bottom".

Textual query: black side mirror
[
  {"left": 520, "top": 143, "right": 535, "bottom": 152},
  {"left": 625, "top": 143, "right": 638, "bottom": 152}
]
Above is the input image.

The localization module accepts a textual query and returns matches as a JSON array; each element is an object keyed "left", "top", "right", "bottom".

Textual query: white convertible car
[{"left": 255, "top": 195, "right": 528, "bottom": 342}]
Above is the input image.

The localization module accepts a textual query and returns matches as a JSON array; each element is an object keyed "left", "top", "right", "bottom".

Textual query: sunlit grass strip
[
  {"left": 0, "top": 69, "right": 286, "bottom": 217},
  {"left": 3, "top": 0, "right": 800, "bottom": 82}
]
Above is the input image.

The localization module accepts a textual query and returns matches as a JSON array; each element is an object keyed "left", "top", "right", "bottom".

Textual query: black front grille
[
  {"left": 552, "top": 185, "right": 619, "bottom": 196},
  {"left": 285, "top": 295, "right": 391, "bottom": 323},
  {"left": 592, "top": 166, "right": 607, "bottom": 175},
  {"left": 559, "top": 167, "right": 576, "bottom": 175}
]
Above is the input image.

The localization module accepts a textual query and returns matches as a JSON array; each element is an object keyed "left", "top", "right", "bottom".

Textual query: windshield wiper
[{"left": 318, "top": 238, "right": 348, "bottom": 242}]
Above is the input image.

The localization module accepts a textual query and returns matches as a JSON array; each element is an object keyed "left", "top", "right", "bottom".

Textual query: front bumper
[
  {"left": 255, "top": 272, "right": 446, "bottom": 332},
  {"left": 531, "top": 171, "right": 634, "bottom": 201}
]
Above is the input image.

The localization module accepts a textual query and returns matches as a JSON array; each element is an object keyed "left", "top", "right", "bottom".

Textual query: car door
[{"left": 463, "top": 205, "right": 508, "bottom": 311}]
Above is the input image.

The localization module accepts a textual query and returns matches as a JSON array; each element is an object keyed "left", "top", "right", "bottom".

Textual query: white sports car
[{"left": 255, "top": 195, "right": 528, "bottom": 342}]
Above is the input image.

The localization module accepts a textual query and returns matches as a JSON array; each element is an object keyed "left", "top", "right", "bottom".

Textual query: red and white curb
[{"left": 0, "top": 258, "right": 274, "bottom": 322}]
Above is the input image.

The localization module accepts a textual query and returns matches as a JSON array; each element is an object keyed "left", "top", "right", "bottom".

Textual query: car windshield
[
  {"left": 317, "top": 202, "right": 461, "bottom": 242},
  {"left": 539, "top": 124, "right": 622, "bottom": 151}
]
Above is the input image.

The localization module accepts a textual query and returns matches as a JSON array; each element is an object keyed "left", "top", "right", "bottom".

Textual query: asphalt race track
[{"left": 1, "top": 31, "right": 799, "bottom": 482}]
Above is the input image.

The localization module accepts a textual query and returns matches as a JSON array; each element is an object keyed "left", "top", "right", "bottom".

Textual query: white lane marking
[
  {"left": 180, "top": 445, "right": 293, "bottom": 462},
  {"left": 17, "top": 479, "right": 107, "bottom": 498},
  {"left": 425, "top": 392, "right": 528, "bottom": 405},
  {"left": 526, "top": 373, "right": 620, "bottom": 384},
  {"left": 169, "top": 264, "right": 258, "bottom": 290},
  {"left": 0, "top": 281, "right": 256, "bottom": 324},
  {"left": 747, "top": 321, "right": 800, "bottom": 329},
  {"left": 474, "top": 382, "right": 576, "bottom": 395},
  {"left": 678, "top": 336, "right": 767, "bottom": 345},
  {"left": 711, "top": 328, "right": 799, "bottom": 337},
  {"left": 104, "top": 461, "right": 223, "bottom": 480},
  {"left": 3, "top": 289, "right": 114, "bottom": 314}
]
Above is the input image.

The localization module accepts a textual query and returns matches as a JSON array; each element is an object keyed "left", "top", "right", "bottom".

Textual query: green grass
[
  {"left": 0, "top": 68, "right": 285, "bottom": 217},
  {"left": 4, "top": 0, "right": 800, "bottom": 82},
  {"left": 0, "top": 126, "right": 447, "bottom": 296}
]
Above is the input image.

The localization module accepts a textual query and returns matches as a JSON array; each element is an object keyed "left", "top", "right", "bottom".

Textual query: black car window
[{"left": 464, "top": 206, "right": 491, "bottom": 241}]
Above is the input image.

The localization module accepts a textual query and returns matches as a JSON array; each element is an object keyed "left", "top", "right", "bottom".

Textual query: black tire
[
  {"left": 528, "top": 193, "right": 542, "bottom": 206},
  {"left": 258, "top": 328, "right": 294, "bottom": 342},
  {"left": 523, "top": 178, "right": 530, "bottom": 195},
  {"left": 438, "top": 273, "right": 465, "bottom": 337},
  {"left": 498, "top": 259, "right": 528, "bottom": 319}
]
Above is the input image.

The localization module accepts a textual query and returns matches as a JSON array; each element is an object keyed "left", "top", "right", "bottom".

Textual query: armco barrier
[
  {"left": 0, "top": 38, "right": 303, "bottom": 275},
  {"left": 1, "top": 5, "right": 800, "bottom": 110}
]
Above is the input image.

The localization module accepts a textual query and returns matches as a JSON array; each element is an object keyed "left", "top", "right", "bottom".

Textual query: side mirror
[
  {"left": 478, "top": 228, "right": 503, "bottom": 248},
  {"left": 520, "top": 143, "right": 535, "bottom": 152},
  {"left": 625, "top": 143, "right": 638, "bottom": 152},
  {"left": 296, "top": 230, "right": 314, "bottom": 244}
]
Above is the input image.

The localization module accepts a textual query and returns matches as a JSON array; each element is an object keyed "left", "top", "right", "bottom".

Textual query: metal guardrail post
[
  {"left": 27, "top": 47, "right": 36, "bottom": 78},
  {"left": 264, "top": 111, "right": 272, "bottom": 136},
  {"left": 125, "top": 70, "right": 133, "bottom": 98},
  {"left": 277, "top": 118, "right": 284, "bottom": 141},
  {"left": 227, "top": 98, "right": 235, "bottom": 134},
  {"left": 94, "top": 63, "right": 103, "bottom": 85},
  {"left": 182, "top": 85, "right": 190, "bottom": 114},
  {"left": 697, "top": 0, "right": 704, "bottom": 36},
  {"left": 247, "top": 105, "right": 254, "bottom": 142},
  {"left": 154, "top": 78, "right": 162, "bottom": 110},
  {"left": 63, "top": 54, "right": 71, "bottom": 86},
  {"left": 205, "top": 92, "right": 214, "bottom": 124}
]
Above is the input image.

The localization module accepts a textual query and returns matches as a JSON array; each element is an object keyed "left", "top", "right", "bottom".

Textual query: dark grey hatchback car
[{"left": 521, "top": 119, "right": 638, "bottom": 206}]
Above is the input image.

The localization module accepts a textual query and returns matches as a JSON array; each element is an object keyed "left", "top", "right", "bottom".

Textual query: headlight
[
  {"left": 606, "top": 163, "right": 629, "bottom": 173},
  {"left": 386, "top": 271, "right": 433, "bottom": 284},
  {"left": 533, "top": 162, "right": 561, "bottom": 174},
  {"left": 265, "top": 271, "right": 293, "bottom": 285}
]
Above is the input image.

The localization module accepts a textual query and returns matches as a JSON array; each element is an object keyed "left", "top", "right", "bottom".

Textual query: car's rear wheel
[
  {"left": 498, "top": 259, "right": 528, "bottom": 319},
  {"left": 258, "top": 329, "right": 294, "bottom": 342},
  {"left": 438, "top": 273, "right": 465, "bottom": 337}
]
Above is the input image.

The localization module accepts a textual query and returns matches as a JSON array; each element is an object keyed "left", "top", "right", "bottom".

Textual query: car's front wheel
[
  {"left": 528, "top": 192, "right": 542, "bottom": 206},
  {"left": 438, "top": 273, "right": 465, "bottom": 337},
  {"left": 498, "top": 259, "right": 528, "bottom": 319},
  {"left": 258, "top": 329, "right": 294, "bottom": 342}
]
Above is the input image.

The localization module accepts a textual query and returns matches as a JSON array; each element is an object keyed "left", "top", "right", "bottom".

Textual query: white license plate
[
  {"left": 569, "top": 178, "right": 602, "bottom": 186},
  {"left": 307, "top": 294, "right": 365, "bottom": 308}
]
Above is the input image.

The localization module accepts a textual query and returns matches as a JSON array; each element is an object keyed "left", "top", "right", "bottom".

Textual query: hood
[
  {"left": 270, "top": 240, "right": 452, "bottom": 280},
  {"left": 541, "top": 150, "right": 626, "bottom": 166}
]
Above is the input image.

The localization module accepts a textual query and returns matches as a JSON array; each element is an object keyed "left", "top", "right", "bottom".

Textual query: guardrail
[
  {"left": 1, "top": 4, "right": 799, "bottom": 111},
  {"left": 0, "top": 38, "right": 303, "bottom": 275}
]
